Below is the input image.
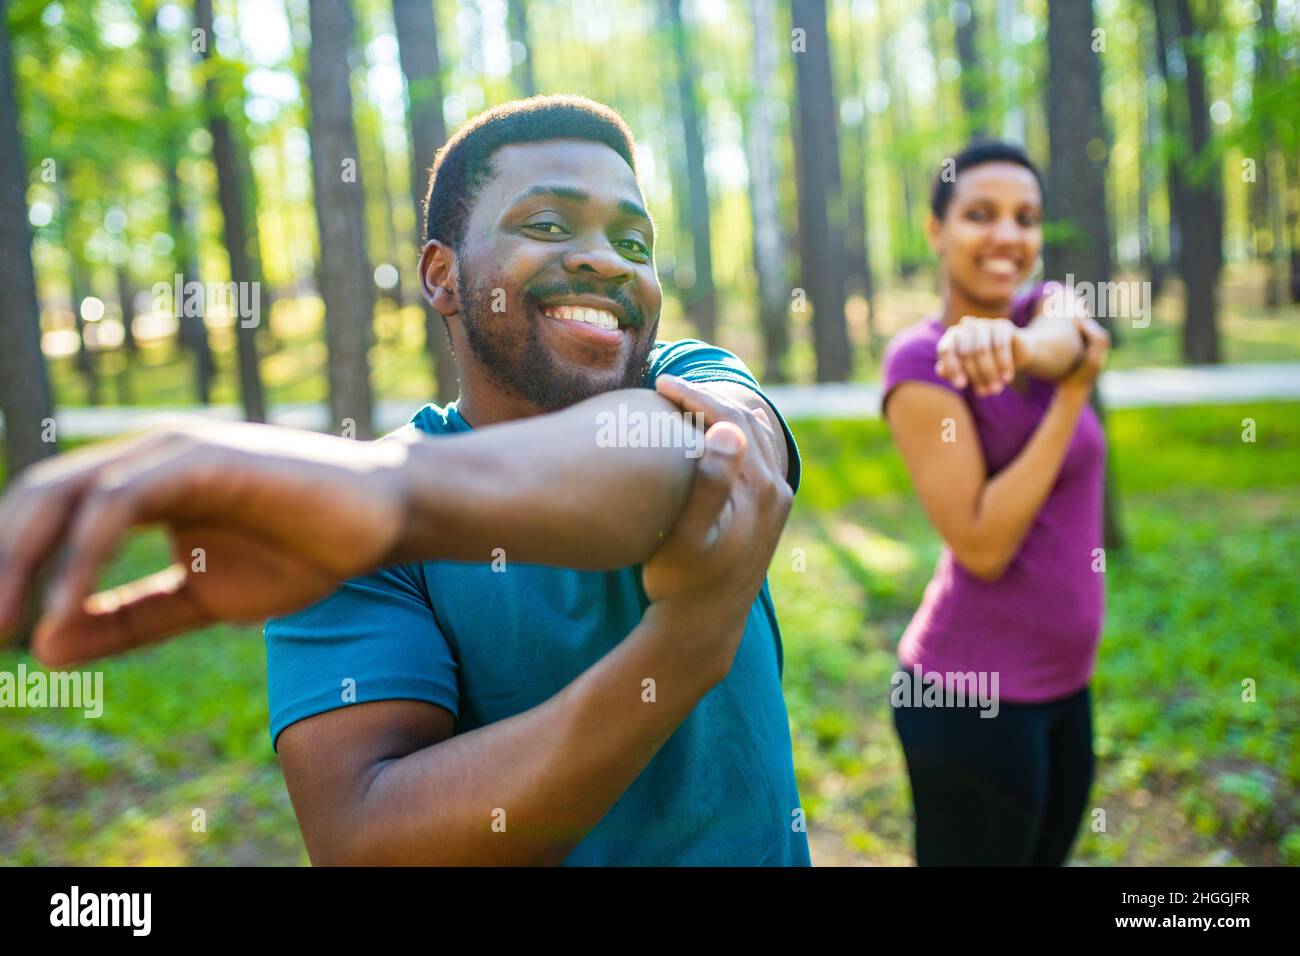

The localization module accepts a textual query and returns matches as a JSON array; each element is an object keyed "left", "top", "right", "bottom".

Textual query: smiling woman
[{"left": 877, "top": 140, "right": 1112, "bottom": 867}]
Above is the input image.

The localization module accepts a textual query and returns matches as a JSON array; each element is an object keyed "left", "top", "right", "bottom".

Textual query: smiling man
[
  {"left": 261, "top": 96, "right": 810, "bottom": 865},
  {"left": 0, "top": 95, "right": 808, "bottom": 867}
]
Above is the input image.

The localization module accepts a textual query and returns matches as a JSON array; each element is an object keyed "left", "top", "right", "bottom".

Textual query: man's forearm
[
  {"left": 322, "top": 599, "right": 736, "bottom": 865},
  {"left": 389, "top": 389, "right": 701, "bottom": 569}
]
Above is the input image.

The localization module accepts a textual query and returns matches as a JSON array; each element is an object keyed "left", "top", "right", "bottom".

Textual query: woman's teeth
[
  {"left": 981, "top": 257, "right": 1020, "bottom": 277},
  {"left": 542, "top": 305, "right": 621, "bottom": 331}
]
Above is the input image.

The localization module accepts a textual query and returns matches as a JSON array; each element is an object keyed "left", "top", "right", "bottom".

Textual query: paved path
[{"left": 12, "top": 362, "right": 1300, "bottom": 438}]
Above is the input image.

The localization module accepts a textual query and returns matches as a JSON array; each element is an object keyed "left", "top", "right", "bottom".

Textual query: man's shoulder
[{"left": 647, "top": 338, "right": 756, "bottom": 384}]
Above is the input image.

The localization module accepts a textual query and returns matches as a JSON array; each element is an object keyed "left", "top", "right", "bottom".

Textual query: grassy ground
[{"left": 1, "top": 402, "right": 1296, "bottom": 865}]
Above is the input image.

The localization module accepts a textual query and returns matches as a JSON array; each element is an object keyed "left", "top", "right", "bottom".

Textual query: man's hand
[
  {"left": 934, "top": 316, "right": 1033, "bottom": 396},
  {"left": 644, "top": 375, "right": 793, "bottom": 674},
  {"left": 0, "top": 422, "right": 409, "bottom": 667}
]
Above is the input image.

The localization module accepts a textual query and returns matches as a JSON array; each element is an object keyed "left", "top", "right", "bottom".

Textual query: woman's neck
[{"left": 937, "top": 271, "right": 1013, "bottom": 327}]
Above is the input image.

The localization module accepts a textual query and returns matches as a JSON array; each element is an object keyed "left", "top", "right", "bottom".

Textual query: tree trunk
[
  {"left": 309, "top": 0, "right": 375, "bottom": 438},
  {"left": 953, "top": 1, "right": 984, "bottom": 137},
  {"left": 1153, "top": 0, "right": 1222, "bottom": 364},
  {"left": 841, "top": 11, "right": 876, "bottom": 353},
  {"left": 745, "top": 0, "right": 788, "bottom": 382},
  {"left": 506, "top": 0, "right": 536, "bottom": 98},
  {"left": 1045, "top": 0, "right": 1124, "bottom": 550},
  {"left": 146, "top": 9, "right": 215, "bottom": 403},
  {"left": 197, "top": 0, "right": 266, "bottom": 423},
  {"left": 393, "top": 0, "right": 457, "bottom": 405},
  {"left": 792, "top": 0, "right": 851, "bottom": 381},
  {"left": 664, "top": 0, "right": 717, "bottom": 342},
  {"left": 0, "top": 0, "right": 57, "bottom": 481}
]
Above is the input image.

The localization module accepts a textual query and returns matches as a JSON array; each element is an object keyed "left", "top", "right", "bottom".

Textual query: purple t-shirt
[{"left": 880, "top": 285, "right": 1106, "bottom": 703}]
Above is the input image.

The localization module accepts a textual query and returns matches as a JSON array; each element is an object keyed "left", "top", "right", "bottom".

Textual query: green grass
[{"left": 1, "top": 402, "right": 1296, "bottom": 864}]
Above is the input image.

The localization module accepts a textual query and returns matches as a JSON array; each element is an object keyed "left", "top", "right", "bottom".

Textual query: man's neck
[{"left": 454, "top": 373, "right": 548, "bottom": 429}]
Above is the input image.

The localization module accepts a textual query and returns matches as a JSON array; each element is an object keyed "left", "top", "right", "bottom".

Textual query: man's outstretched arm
[
  {"left": 0, "top": 377, "right": 787, "bottom": 665},
  {"left": 277, "top": 393, "right": 791, "bottom": 865}
]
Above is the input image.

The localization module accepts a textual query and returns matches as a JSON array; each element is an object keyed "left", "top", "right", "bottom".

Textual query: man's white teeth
[{"left": 543, "top": 305, "right": 620, "bottom": 330}]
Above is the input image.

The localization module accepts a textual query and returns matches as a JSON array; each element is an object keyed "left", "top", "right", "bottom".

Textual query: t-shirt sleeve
[
  {"left": 880, "top": 326, "right": 961, "bottom": 417},
  {"left": 263, "top": 563, "right": 458, "bottom": 750},
  {"left": 647, "top": 339, "right": 802, "bottom": 494}
]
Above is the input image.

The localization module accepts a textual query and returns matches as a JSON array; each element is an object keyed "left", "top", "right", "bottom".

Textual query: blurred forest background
[{"left": 0, "top": 0, "right": 1297, "bottom": 866}]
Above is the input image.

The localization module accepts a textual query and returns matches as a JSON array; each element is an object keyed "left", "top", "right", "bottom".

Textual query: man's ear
[{"left": 419, "top": 240, "right": 460, "bottom": 318}]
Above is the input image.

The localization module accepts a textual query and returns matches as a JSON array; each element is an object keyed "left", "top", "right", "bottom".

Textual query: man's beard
[{"left": 457, "top": 265, "right": 657, "bottom": 413}]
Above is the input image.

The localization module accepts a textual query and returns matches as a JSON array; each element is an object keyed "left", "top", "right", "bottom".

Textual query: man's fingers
[
  {"left": 41, "top": 445, "right": 204, "bottom": 627},
  {"left": 666, "top": 422, "right": 746, "bottom": 553},
  {"left": 32, "top": 565, "right": 207, "bottom": 667}
]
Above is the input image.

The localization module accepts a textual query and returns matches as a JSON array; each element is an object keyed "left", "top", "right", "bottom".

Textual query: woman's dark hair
[
  {"left": 929, "top": 140, "right": 1044, "bottom": 219},
  {"left": 422, "top": 95, "right": 637, "bottom": 250}
]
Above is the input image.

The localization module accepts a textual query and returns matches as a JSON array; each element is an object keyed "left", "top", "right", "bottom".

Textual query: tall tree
[
  {"left": 953, "top": 0, "right": 984, "bottom": 137},
  {"left": 663, "top": 0, "right": 717, "bottom": 342},
  {"left": 1044, "top": 0, "right": 1111, "bottom": 291},
  {"left": 1045, "top": 0, "right": 1123, "bottom": 549},
  {"left": 393, "top": 0, "right": 457, "bottom": 405},
  {"left": 196, "top": 0, "right": 266, "bottom": 423},
  {"left": 506, "top": 0, "right": 536, "bottom": 98},
  {"left": 309, "top": 0, "right": 375, "bottom": 437},
  {"left": 792, "top": 0, "right": 851, "bottom": 381},
  {"left": 1152, "top": 0, "right": 1222, "bottom": 364},
  {"left": 745, "top": 0, "right": 788, "bottom": 382},
  {"left": 840, "top": 8, "right": 876, "bottom": 353},
  {"left": 0, "top": 0, "right": 57, "bottom": 480},
  {"left": 1250, "top": 0, "right": 1287, "bottom": 307},
  {"left": 145, "top": 4, "right": 216, "bottom": 404}
]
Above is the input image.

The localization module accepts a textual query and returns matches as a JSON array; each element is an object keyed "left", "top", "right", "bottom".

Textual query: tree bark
[
  {"left": 1045, "top": 0, "right": 1124, "bottom": 550},
  {"left": 953, "top": 1, "right": 984, "bottom": 137},
  {"left": 0, "top": 0, "right": 57, "bottom": 481},
  {"left": 506, "top": 0, "right": 536, "bottom": 98},
  {"left": 146, "top": 8, "right": 215, "bottom": 403},
  {"left": 197, "top": 0, "right": 266, "bottom": 423},
  {"left": 745, "top": 0, "right": 788, "bottom": 382},
  {"left": 309, "top": 0, "right": 375, "bottom": 437},
  {"left": 393, "top": 0, "right": 457, "bottom": 405},
  {"left": 792, "top": 0, "right": 851, "bottom": 381},
  {"left": 664, "top": 0, "right": 717, "bottom": 342},
  {"left": 841, "top": 10, "right": 876, "bottom": 353},
  {"left": 1152, "top": 0, "right": 1222, "bottom": 364}
]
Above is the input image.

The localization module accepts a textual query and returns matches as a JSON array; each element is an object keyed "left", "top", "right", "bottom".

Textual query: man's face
[{"left": 450, "top": 138, "right": 662, "bottom": 412}]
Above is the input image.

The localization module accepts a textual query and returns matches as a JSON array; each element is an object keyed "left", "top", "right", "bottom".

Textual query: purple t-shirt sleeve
[{"left": 880, "top": 323, "right": 959, "bottom": 417}]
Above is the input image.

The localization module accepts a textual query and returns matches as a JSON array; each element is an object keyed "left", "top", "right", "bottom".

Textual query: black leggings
[{"left": 892, "top": 682, "right": 1094, "bottom": 866}]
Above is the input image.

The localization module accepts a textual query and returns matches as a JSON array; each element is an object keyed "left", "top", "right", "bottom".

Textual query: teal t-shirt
[{"left": 264, "top": 339, "right": 810, "bottom": 866}]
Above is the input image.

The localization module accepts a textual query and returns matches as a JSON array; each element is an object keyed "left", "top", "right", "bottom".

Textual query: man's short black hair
[
  {"left": 422, "top": 95, "right": 638, "bottom": 249},
  {"left": 930, "top": 139, "right": 1043, "bottom": 219}
]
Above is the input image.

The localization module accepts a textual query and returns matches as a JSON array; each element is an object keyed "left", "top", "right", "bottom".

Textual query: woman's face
[{"left": 928, "top": 161, "right": 1043, "bottom": 310}]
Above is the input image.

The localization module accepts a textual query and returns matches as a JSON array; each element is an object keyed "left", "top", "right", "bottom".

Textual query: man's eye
[
  {"left": 617, "top": 238, "right": 650, "bottom": 258},
  {"left": 526, "top": 221, "right": 565, "bottom": 235}
]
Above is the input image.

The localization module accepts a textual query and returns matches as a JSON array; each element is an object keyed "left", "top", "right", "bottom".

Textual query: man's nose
[{"left": 562, "top": 240, "right": 633, "bottom": 282}]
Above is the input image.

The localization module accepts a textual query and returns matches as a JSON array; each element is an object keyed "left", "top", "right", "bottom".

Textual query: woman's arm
[
  {"left": 887, "top": 315, "right": 1110, "bottom": 582},
  {"left": 934, "top": 291, "right": 1091, "bottom": 394}
]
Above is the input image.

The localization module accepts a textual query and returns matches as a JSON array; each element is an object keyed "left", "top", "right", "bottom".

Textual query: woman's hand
[
  {"left": 1057, "top": 314, "right": 1111, "bottom": 400},
  {"left": 934, "top": 316, "right": 1033, "bottom": 396}
]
